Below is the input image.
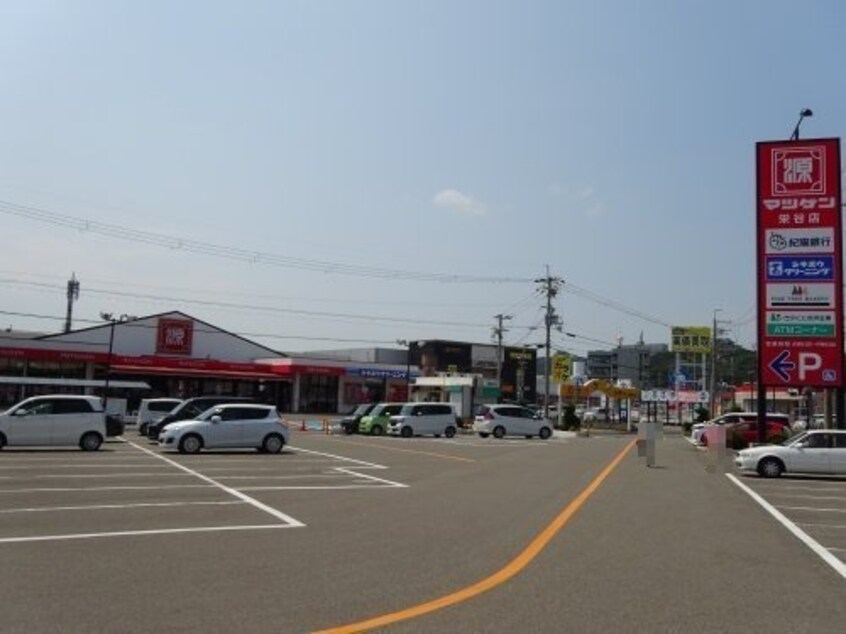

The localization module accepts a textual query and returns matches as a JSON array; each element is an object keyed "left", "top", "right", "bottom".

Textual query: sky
[{"left": 1, "top": 0, "right": 845, "bottom": 357}]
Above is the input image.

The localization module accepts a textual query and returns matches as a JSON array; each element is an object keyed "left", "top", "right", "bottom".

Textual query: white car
[
  {"left": 0, "top": 395, "right": 106, "bottom": 451},
  {"left": 473, "top": 404, "right": 552, "bottom": 439},
  {"left": 735, "top": 430, "right": 846, "bottom": 477},
  {"left": 158, "top": 404, "right": 289, "bottom": 454},
  {"left": 388, "top": 403, "right": 459, "bottom": 438}
]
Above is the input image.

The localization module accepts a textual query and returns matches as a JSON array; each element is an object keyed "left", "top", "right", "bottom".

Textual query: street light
[
  {"left": 100, "top": 313, "right": 135, "bottom": 412},
  {"left": 790, "top": 107, "right": 813, "bottom": 141},
  {"left": 396, "top": 339, "right": 411, "bottom": 400}
]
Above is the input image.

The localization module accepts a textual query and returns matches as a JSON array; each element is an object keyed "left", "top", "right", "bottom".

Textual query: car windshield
[{"left": 352, "top": 404, "right": 371, "bottom": 416}]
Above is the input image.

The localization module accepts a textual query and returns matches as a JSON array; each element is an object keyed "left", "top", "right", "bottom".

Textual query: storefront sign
[
  {"left": 757, "top": 138, "right": 843, "bottom": 387},
  {"left": 156, "top": 319, "right": 194, "bottom": 355}
]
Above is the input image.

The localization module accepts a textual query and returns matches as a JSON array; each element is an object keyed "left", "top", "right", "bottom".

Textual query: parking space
[
  {"left": 0, "top": 437, "right": 407, "bottom": 544},
  {"left": 729, "top": 472, "right": 846, "bottom": 574}
]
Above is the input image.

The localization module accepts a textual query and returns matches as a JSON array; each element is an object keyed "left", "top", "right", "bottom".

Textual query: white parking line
[
  {"left": 127, "top": 441, "right": 305, "bottom": 527},
  {"left": 767, "top": 494, "right": 846, "bottom": 502},
  {"left": 799, "top": 523, "right": 846, "bottom": 529},
  {"left": 776, "top": 506, "right": 846, "bottom": 514},
  {"left": 0, "top": 485, "right": 214, "bottom": 493},
  {"left": 4, "top": 473, "right": 192, "bottom": 479},
  {"left": 290, "top": 446, "right": 390, "bottom": 469},
  {"left": 0, "top": 501, "right": 243, "bottom": 514},
  {"left": 0, "top": 524, "right": 294, "bottom": 544},
  {"left": 727, "top": 474, "right": 846, "bottom": 580},
  {"left": 334, "top": 467, "right": 407, "bottom": 488}
]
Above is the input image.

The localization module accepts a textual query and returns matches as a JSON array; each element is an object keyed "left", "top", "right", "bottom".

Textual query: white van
[
  {"left": 136, "top": 398, "right": 183, "bottom": 436},
  {"left": 0, "top": 395, "right": 107, "bottom": 451},
  {"left": 388, "top": 403, "right": 459, "bottom": 438}
]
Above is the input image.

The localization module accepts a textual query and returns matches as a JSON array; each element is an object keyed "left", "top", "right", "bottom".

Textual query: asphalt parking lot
[{"left": 1, "top": 429, "right": 845, "bottom": 633}]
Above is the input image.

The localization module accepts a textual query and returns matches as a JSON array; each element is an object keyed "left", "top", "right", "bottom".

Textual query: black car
[
  {"left": 105, "top": 414, "right": 125, "bottom": 437},
  {"left": 340, "top": 403, "right": 378, "bottom": 434},
  {"left": 146, "top": 396, "right": 259, "bottom": 439}
]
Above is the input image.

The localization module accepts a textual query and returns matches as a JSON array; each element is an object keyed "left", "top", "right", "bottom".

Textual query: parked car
[
  {"left": 0, "top": 395, "right": 106, "bottom": 451},
  {"left": 702, "top": 419, "right": 791, "bottom": 448},
  {"left": 358, "top": 402, "right": 405, "bottom": 435},
  {"left": 583, "top": 407, "right": 614, "bottom": 423},
  {"left": 388, "top": 403, "right": 459, "bottom": 438},
  {"left": 339, "top": 403, "right": 378, "bottom": 434},
  {"left": 473, "top": 404, "right": 553, "bottom": 439},
  {"left": 735, "top": 430, "right": 846, "bottom": 477},
  {"left": 158, "top": 404, "right": 289, "bottom": 454},
  {"left": 105, "top": 413, "right": 125, "bottom": 437},
  {"left": 147, "top": 396, "right": 259, "bottom": 439},
  {"left": 136, "top": 397, "right": 183, "bottom": 436},
  {"left": 691, "top": 412, "right": 790, "bottom": 445}
]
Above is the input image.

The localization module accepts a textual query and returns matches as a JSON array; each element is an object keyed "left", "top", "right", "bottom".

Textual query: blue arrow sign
[{"left": 769, "top": 350, "right": 795, "bottom": 382}]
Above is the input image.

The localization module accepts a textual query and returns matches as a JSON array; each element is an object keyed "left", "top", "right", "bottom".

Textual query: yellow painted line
[
  {"left": 327, "top": 438, "right": 476, "bottom": 463},
  {"left": 313, "top": 438, "right": 636, "bottom": 634}
]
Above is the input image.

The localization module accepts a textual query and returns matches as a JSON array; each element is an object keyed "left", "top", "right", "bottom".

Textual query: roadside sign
[
  {"left": 551, "top": 353, "right": 571, "bottom": 382},
  {"left": 756, "top": 138, "right": 843, "bottom": 387}
]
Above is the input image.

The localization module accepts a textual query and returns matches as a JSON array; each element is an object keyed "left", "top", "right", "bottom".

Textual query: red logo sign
[
  {"left": 772, "top": 147, "right": 826, "bottom": 196},
  {"left": 156, "top": 319, "right": 194, "bottom": 355}
]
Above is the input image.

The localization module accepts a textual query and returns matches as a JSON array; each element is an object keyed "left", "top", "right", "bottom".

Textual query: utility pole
[
  {"left": 535, "top": 267, "right": 563, "bottom": 419},
  {"left": 64, "top": 273, "right": 80, "bottom": 333},
  {"left": 709, "top": 309, "right": 722, "bottom": 417},
  {"left": 492, "top": 313, "right": 512, "bottom": 396}
]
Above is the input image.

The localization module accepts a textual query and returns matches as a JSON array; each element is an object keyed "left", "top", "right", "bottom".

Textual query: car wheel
[
  {"left": 343, "top": 426, "right": 354, "bottom": 435},
  {"left": 79, "top": 432, "right": 103, "bottom": 452},
  {"left": 0, "top": 432, "right": 6, "bottom": 450},
  {"left": 262, "top": 433, "right": 285, "bottom": 454},
  {"left": 493, "top": 426, "right": 505, "bottom": 439},
  {"left": 539, "top": 427, "right": 552, "bottom": 440},
  {"left": 478, "top": 432, "right": 490, "bottom": 438},
  {"left": 757, "top": 457, "right": 784, "bottom": 478},
  {"left": 445, "top": 426, "right": 456, "bottom": 438},
  {"left": 400, "top": 426, "right": 413, "bottom": 438},
  {"left": 179, "top": 434, "right": 203, "bottom": 454},
  {"left": 371, "top": 425, "right": 383, "bottom": 436},
  {"left": 139, "top": 423, "right": 148, "bottom": 436}
]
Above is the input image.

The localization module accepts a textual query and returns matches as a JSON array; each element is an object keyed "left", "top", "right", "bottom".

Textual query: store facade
[{"left": 0, "top": 311, "right": 413, "bottom": 415}]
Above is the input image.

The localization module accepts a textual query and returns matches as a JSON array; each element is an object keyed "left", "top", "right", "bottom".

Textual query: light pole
[
  {"left": 396, "top": 339, "right": 411, "bottom": 400},
  {"left": 100, "top": 313, "right": 134, "bottom": 412},
  {"left": 790, "top": 108, "right": 813, "bottom": 141},
  {"left": 709, "top": 309, "right": 721, "bottom": 417},
  {"left": 100, "top": 312, "right": 117, "bottom": 413}
]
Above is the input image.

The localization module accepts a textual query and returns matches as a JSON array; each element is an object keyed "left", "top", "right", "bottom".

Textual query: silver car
[{"left": 159, "top": 404, "right": 288, "bottom": 454}]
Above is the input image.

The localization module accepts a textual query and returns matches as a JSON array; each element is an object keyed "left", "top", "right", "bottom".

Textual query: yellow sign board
[
  {"left": 671, "top": 326, "right": 712, "bottom": 354},
  {"left": 551, "top": 353, "right": 571, "bottom": 382}
]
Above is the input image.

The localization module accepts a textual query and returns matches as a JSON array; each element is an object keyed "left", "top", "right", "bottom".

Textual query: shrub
[
  {"left": 562, "top": 405, "right": 581, "bottom": 431},
  {"left": 682, "top": 421, "right": 694, "bottom": 435}
]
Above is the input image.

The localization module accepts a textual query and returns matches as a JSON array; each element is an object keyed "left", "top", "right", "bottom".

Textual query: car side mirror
[
  {"left": 211, "top": 415, "right": 222, "bottom": 424},
  {"left": 14, "top": 409, "right": 29, "bottom": 417}
]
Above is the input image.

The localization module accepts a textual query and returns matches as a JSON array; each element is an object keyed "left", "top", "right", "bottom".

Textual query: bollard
[
  {"left": 323, "top": 418, "right": 329, "bottom": 434},
  {"left": 301, "top": 419, "right": 306, "bottom": 432}
]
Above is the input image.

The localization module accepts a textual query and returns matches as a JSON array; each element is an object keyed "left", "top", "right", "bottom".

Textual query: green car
[{"left": 358, "top": 402, "right": 405, "bottom": 435}]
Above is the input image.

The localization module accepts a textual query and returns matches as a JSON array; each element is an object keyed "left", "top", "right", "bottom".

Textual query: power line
[{"left": 0, "top": 198, "right": 531, "bottom": 285}]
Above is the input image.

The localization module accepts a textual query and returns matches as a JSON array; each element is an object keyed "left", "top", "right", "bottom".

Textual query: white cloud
[
  {"left": 433, "top": 188, "right": 487, "bottom": 216},
  {"left": 579, "top": 186, "right": 594, "bottom": 199}
]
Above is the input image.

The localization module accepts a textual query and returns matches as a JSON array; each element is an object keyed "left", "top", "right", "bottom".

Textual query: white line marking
[
  {"left": 0, "top": 463, "right": 168, "bottom": 470},
  {"left": 0, "top": 501, "right": 243, "bottom": 514},
  {"left": 15, "top": 473, "right": 192, "bottom": 479},
  {"left": 0, "top": 524, "right": 293, "bottom": 545},
  {"left": 290, "top": 446, "right": 390, "bottom": 469},
  {"left": 727, "top": 474, "right": 846, "bottom": 579},
  {"left": 767, "top": 494, "right": 846, "bottom": 502},
  {"left": 827, "top": 547, "right": 846, "bottom": 552},
  {"left": 776, "top": 506, "right": 846, "bottom": 514},
  {"left": 334, "top": 467, "right": 407, "bottom": 488},
  {"left": 127, "top": 441, "right": 305, "bottom": 527},
  {"left": 799, "top": 523, "right": 846, "bottom": 529},
  {"left": 0, "top": 485, "right": 214, "bottom": 493}
]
